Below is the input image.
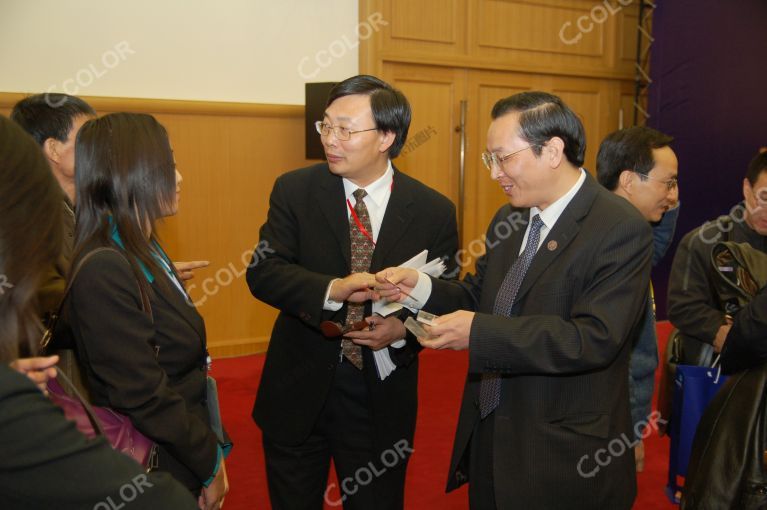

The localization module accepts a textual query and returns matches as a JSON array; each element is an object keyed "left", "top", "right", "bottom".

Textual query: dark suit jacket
[
  {"left": 59, "top": 242, "right": 220, "bottom": 491},
  {"left": 246, "top": 163, "right": 458, "bottom": 453},
  {"left": 0, "top": 365, "right": 197, "bottom": 509},
  {"left": 427, "top": 174, "right": 652, "bottom": 509}
]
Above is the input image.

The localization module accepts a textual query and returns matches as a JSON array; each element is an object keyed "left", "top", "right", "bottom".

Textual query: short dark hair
[
  {"left": 0, "top": 116, "right": 63, "bottom": 361},
  {"left": 326, "top": 75, "right": 411, "bottom": 158},
  {"left": 491, "top": 91, "right": 586, "bottom": 167},
  {"left": 596, "top": 126, "right": 674, "bottom": 191},
  {"left": 746, "top": 150, "right": 767, "bottom": 186},
  {"left": 10, "top": 93, "right": 96, "bottom": 147}
]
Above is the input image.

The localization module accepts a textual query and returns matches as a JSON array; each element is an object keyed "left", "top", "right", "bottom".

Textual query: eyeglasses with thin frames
[
  {"left": 315, "top": 121, "right": 377, "bottom": 141},
  {"left": 634, "top": 171, "right": 678, "bottom": 191},
  {"left": 481, "top": 145, "right": 537, "bottom": 172}
]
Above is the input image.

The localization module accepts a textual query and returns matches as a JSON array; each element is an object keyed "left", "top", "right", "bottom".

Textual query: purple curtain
[{"left": 647, "top": 0, "right": 767, "bottom": 319}]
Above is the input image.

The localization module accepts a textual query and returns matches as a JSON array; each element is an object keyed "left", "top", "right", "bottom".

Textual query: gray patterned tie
[
  {"left": 343, "top": 189, "right": 374, "bottom": 370},
  {"left": 479, "top": 214, "right": 544, "bottom": 419}
]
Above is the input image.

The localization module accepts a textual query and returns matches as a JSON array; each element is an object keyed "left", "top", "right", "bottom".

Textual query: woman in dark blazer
[
  {"left": 0, "top": 114, "right": 197, "bottom": 509},
  {"left": 58, "top": 113, "right": 228, "bottom": 509}
]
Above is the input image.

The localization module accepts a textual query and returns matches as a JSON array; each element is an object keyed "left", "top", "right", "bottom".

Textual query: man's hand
[
  {"left": 174, "top": 260, "right": 210, "bottom": 281},
  {"left": 329, "top": 273, "right": 378, "bottom": 303},
  {"left": 713, "top": 321, "right": 732, "bottom": 353},
  {"left": 344, "top": 315, "right": 407, "bottom": 351},
  {"left": 10, "top": 355, "right": 58, "bottom": 394},
  {"left": 199, "top": 459, "right": 228, "bottom": 510},
  {"left": 417, "top": 310, "right": 475, "bottom": 351},
  {"left": 374, "top": 268, "right": 419, "bottom": 302}
]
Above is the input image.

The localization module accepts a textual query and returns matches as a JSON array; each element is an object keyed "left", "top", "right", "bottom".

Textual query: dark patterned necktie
[
  {"left": 479, "top": 214, "right": 544, "bottom": 418},
  {"left": 343, "top": 188, "right": 374, "bottom": 369}
]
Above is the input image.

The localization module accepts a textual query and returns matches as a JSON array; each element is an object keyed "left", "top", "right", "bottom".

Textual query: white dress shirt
[{"left": 323, "top": 161, "right": 394, "bottom": 310}]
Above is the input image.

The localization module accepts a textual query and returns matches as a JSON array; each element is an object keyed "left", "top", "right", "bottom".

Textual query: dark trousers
[
  {"left": 263, "top": 360, "right": 408, "bottom": 510},
  {"left": 468, "top": 414, "right": 497, "bottom": 510}
]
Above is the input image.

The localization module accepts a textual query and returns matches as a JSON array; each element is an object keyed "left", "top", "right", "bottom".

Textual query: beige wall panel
[
  {"left": 391, "top": 0, "right": 459, "bottom": 43},
  {"left": 381, "top": 64, "right": 465, "bottom": 206},
  {"left": 370, "top": 0, "right": 468, "bottom": 55},
  {"left": 476, "top": 0, "right": 605, "bottom": 57}
]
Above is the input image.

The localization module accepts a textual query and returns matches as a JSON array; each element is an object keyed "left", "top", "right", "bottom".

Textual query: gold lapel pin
[{"left": 547, "top": 240, "right": 558, "bottom": 251}]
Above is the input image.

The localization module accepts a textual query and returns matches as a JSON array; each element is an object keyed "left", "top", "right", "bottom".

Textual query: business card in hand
[
  {"left": 416, "top": 310, "right": 438, "bottom": 326},
  {"left": 404, "top": 317, "right": 436, "bottom": 339}
]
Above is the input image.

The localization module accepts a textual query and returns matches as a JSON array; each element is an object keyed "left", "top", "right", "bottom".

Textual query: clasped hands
[{"left": 328, "top": 269, "right": 473, "bottom": 351}]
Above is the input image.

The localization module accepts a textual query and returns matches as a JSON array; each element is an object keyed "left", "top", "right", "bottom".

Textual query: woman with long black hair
[
  {"left": 0, "top": 114, "right": 197, "bottom": 509},
  {"left": 58, "top": 113, "right": 228, "bottom": 509}
]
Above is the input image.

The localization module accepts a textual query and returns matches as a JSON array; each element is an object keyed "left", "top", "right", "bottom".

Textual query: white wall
[{"left": 0, "top": 0, "right": 375, "bottom": 104}]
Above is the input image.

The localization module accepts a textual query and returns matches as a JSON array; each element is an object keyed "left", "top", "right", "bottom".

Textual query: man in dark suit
[
  {"left": 596, "top": 126, "right": 679, "bottom": 471},
  {"left": 377, "top": 92, "right": 652, "bottom": 509},
  {"left": 246, "top": 75, "right": 458, "bottom": 509}
]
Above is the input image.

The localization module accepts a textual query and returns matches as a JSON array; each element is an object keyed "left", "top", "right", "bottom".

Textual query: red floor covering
[{"left": 215, "top": 322, "right": 677, "bottom": 509}]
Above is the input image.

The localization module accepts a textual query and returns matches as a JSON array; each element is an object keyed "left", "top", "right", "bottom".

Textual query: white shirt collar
[
  {"left": 530, "top": 169, "right": 586, "bottom": 230},
  {"left": 343, "top": 161, "right": 394, "bottom": 207}
]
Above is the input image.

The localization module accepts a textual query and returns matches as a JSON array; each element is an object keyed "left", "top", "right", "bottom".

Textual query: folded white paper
[{"left": 373, "top": 250, "right": 446, "bottom": 380}]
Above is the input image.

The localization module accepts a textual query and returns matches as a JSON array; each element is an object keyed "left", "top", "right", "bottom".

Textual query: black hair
[
  {"left": 746, "top": 150, "right": 767, "bottom": 186},
  {"left": 10, "top": 94, "right": 96, "bottom": 147},
  {"left": 326, "top": 75, "right": 411, "bottom": 158},
  {"left": 596, "top": 126, "right": 674, "bottom": 191},
  {"left": 0, "top": 116, "right": 63, "bottom": 361},
  {"left": 73, "top": 113, "right": 177, "bottom": 298},
  {"left": 491, "top": 91, "right": 586, "bottom": 167}
]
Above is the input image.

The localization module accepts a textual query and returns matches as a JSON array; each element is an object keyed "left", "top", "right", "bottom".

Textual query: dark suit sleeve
[
  {"left": 246, "top": 175, "right": 336, "bottom": 328},
  {"left": 469, "top": 215, "right": 652, "bottom": 375},
  {"left": 721, "top": 284, "right": 767, "bottom": 373},
  {"left": 69, "top": 252, "right": 219, "bottom": 484},
  {"left": 667, "top": 227, "right": 725, "bottom": 344},
  {"left": 0, "top": 365, "right": 196, "bottom": 509}
]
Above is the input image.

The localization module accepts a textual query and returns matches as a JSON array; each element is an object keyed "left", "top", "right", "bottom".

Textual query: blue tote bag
[{"left": 666, "top": 359, "right": 728, "bottom": 502}]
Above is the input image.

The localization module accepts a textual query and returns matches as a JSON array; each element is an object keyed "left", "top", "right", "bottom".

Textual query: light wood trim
[
  {"left": 376, "top": 52, "right": 635, "bottom": 81},
  {"left": 0, "top": 92, "right": 304, "bottom": 118}
]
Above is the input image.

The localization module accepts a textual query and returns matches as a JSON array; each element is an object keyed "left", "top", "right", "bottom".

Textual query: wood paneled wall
[
  {"left": 1, "top": 92, "right": 315, "bottom": 357},
  {"left": 360, "top": 0, "right": 643, "bottom": 265}
]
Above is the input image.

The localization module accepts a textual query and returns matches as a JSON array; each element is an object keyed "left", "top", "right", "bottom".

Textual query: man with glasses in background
[
  {"left": 375, "top": 91, "right": 652, "bottom": 509},
  {"left": 669, "top": 150, "right": 767, "bottom": 356},
  {"left": 245, "top": 75, "right": 458, "bottom": 509},
  {"left": 596, "top": 126, "right": 680, "bottom": 473}
]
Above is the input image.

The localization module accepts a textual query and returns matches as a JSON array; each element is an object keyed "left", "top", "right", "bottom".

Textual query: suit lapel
[
  {"left": 152, "top": 277, "right": 205, "bottom": 342},
  {"left": 513, "top": 174, "right": 599, "bottom": 305},
  {"left": 314, "top": 166, "right": 351, "bottom": 269},
  {"left": 370, "top": 169, "right": 414, "bottom": 271}
]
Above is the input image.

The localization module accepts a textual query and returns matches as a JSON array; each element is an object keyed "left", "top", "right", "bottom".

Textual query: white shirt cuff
[
  {"left": 399, "top": 271, "right": 432, "bottom": 310},
  {"left": 323, "top": 278, "right": 343, "bottom": 311}
]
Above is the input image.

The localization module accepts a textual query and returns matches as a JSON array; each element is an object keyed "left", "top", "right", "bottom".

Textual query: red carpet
[{"left": 215, "top": 322, "right": 677, "bottom": 509}]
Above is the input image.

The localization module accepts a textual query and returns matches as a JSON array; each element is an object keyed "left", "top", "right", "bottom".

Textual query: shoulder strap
[
  {"left": 53, "top": 367, "right": 106, "bottom": 437},
  {"left": 42, "top": 247, "right": 153, "bottom": 350}
]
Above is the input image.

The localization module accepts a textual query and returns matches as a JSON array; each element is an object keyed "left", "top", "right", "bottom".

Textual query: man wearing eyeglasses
[
  {"left": 245, "top": 75, "right": 458, "bottom": 509},
  {"left": 596, "top": 126, "right": 680, "bottom": 473},
  {"left": 375, "top": 91, "right": 652, "bottom": 509},
  {"left": 668, "top": 150, "right": 767, "bottom": 358}
]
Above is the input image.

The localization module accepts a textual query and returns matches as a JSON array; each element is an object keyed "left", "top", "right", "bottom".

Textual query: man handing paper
[
  {"left": 375, "top": 92, "right": 651, "bottom": 509},
  {"left": 245, "top": 75, "right": 458, "bottom": 510}
]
